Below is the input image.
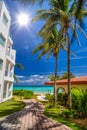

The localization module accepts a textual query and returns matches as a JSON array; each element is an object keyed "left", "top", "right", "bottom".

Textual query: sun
[{"left": 17, "top": 13, "right": 29, "bottom": 27}]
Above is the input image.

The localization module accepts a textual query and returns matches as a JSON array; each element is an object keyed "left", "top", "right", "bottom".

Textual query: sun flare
[{"left": 17, "top": 13, "right": 29, "bottom": 27}]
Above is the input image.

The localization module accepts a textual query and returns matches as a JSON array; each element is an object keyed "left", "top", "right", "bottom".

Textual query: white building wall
[{"left": 0, "top": 1, "right": 16, "bottom": 103}]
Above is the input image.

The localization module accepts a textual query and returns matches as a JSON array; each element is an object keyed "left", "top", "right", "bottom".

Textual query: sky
[{"left": 5, "top": 0, "right": 87, "bottom": 85}]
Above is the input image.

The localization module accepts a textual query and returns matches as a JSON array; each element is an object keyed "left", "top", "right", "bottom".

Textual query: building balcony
[
  {"left": 6, "top": 49, "right": 16, "bottom": 65},
  {"left": 4, "top": 70, "right": 14, "bottom": 82},
  {"left": 8, "top": 36, "right": 13, "bottom": 45}
]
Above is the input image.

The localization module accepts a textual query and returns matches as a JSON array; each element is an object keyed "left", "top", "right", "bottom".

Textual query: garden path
[{"left": 0, "top": 100, "right": 72, "bottom": 130}]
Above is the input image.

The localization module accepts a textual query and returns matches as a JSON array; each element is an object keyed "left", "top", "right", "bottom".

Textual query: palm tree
[
  {"left": 61, "top": 72, "right": 75, "bottom": 79},
  {"left": 14, "top": 63, "right": 24, "bottom": 83},
  {"left": 49, "top": 75, "right": 61, "bottom": 81},
  {"left": 32, "top": 0, "right": 87, "bottom": 109},
  {"left": 33, "top": 28, "right": 65, "bottom": 104},
  {"left": 18, "top": 0, "right": 87, "bottom": 108}
]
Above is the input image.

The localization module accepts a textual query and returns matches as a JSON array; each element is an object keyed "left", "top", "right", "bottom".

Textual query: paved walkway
[{"left": 0, "top": 100, "right": 72, "bottom": 130}]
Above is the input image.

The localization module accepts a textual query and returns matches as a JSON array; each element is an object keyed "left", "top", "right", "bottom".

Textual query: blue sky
[{"left": 5, "top": 0, "right": 87, "bottom": 85}]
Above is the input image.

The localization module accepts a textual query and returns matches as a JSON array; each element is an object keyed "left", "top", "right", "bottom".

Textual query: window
[
  {"left": 3, "top": 13, "right": 8, "bottom": 26},
  {"left": 0, "top": 34, "right": 5, "bottom": 47},
  {"left": 0, "top": 59, "right": 3, "bottom": 70}
]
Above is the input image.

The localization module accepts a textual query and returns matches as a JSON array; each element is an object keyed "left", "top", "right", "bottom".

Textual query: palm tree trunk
[
  {"left": 54, "top": 55, "right": 58, "bottom": 106},
  {"left": 65, "top": 28, "right": 72, "bottom": 109}
]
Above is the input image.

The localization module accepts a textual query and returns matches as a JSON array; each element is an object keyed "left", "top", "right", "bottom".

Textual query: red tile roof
[{"left": 45, "top": 76, "right": 87, "bottom": 85}]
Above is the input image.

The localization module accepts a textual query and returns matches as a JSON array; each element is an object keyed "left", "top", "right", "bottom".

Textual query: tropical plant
[
  {"left": 33, "top": 28, "right": 65, "bottom": 104},
  {"left": 14, "top": 63, "right": 24, "bottom": 83},
  {"left": 61, "top": 72, "right": 75, "bottom": 79},
  {"left": 13, "top": 89, "right": 33, "bottom": 99},
  {"left": 48, "top": 75, "right": 61, "bottom": 81},
  {"left": 32, "top": 0, "right": 87, "bottom": 109},
  {"left": 49, "top": 72, "right": 75, "bottom": 81},
  {"left": 71, "top": 88, "right": 87, "bottom": 118},
  {"left": 18, "top": 0, "right": 87, "bottom": 109}
]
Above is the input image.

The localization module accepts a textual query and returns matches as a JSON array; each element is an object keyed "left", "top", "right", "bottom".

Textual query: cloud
[
  {"left": 16, "top": 75, "right": 25, "bottom": 79},
  {"left": 15, "top": 74, "right": 50, "bottom": 85}
]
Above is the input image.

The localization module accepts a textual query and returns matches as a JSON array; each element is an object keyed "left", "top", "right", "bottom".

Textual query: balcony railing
[
  {"left": 5, "top": 70, "right": 13, "bottom": 78},
  {"left": 6, "top": 51, "right": 10, "bottom": 56},
  {"left": 5, "top": 70, "right": 8, "bottom": 76},
  {"left": 6, "top": 49, "right": 15, "bottom": 63},
  {"left": 9, "top": 72, "right": 13, "bottom": 78}
]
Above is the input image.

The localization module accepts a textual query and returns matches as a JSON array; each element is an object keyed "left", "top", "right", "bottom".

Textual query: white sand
[{"left": 37, "top": 94, "right": 48, "bottom": 101}]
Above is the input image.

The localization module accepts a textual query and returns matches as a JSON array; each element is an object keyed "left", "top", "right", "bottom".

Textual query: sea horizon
[{"left": 13, "top": 85, "right": 54, "bottom": 94}]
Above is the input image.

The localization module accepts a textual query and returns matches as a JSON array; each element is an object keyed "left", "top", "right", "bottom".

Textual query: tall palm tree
[
  {"left": 33, "top": 28, "right": 65, "bottom": 104},
  {"left": 18, "top": 0, "right": 87, "bottom": 109},
  {"left": 32, "top": 0, "right": 87, "bottom": 109}
]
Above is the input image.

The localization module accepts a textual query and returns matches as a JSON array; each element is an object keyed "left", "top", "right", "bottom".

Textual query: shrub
[
  {"left": 46, "top": 94, "right": 54, "bottom": 101},
  {"left": 63, "top": 109, "right": 74, "bottom": 118},
  {"left": 71, "top": 88, "right": 82, "bottom": 110},
  {"left": 58, "top": 93, "right": 68, "bottom": 106},
  {"left": 13, "top": 90, "right": 34, "bottom": 99},
  {"left": 71, "top": 88, "right": 87, "bottom": 118},
  {"left": 80, "top": 91, "right": 87, "bottom": 117}
]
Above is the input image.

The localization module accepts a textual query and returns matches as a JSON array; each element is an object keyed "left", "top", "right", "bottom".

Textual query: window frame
[
  {"left": 2, "top": 13, "right": 8, "bottom": 26},
  {"left": 0, "top": 33, "right": 6, "bottom": 47},
  {"left": 0, "top": 59, "right": 3, "bottom": 70}
]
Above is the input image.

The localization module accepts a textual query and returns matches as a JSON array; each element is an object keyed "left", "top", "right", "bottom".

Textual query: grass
[
  {"left": 44, "top": 103, "right": 86, "bottom": 130},
  {"left": 0, "top": 90, "right": 36, "bottom": 118},
  {"left": 0, "top": 98, "right": 25, "bottom": 118}
]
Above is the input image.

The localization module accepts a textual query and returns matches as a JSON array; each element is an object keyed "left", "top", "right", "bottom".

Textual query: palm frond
[
  {"left": 76, "top": 24, "right": 87, "bottom": 39},
  {"left": 16, "top": 63, "right": 24, "bottom": 70},
  {"left": 70, "top": 50, "right": 77, "bottom": 57},
  {"left": 32, "top": 43, "right": 45, "bottom": 54},
  {"left": 19, "top": 0, "right": 45, "bottom": 5},
  {"left": 70, "top": 24, "right": 82, "bottom": 47},
  {"left": 14, "top": 74, "right": 18, "bottom": 83}
]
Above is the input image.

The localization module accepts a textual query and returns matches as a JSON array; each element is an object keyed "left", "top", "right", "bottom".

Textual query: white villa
[{"left": 0, "top": 1, "right": 16, "bottom": 103}]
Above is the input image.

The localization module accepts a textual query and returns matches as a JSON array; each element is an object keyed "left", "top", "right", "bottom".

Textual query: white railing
[
  {"left": 6, "top": 49, "right": 16, "bottom": 63},
  {"left": 5, "top": 70, "right": 13, "bottom": 78}
]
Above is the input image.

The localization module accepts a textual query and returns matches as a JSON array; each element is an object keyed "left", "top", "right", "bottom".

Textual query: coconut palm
[
  {"left": 18, "top": 0, "right": 87, "bottom": 108},
  {"left": 33, "top": 28, "right": 65, "bottom": 104},
  {"left": 32, "top": 0, "right": 87, "bottom": 109},
  {"left": 61, "top": 72, "right": 75, "bottom": 79}
]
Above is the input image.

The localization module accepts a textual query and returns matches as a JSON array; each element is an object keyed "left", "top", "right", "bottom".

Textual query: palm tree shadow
[{"left": 0, "top": 101, "right": 63, "bottom": 130}]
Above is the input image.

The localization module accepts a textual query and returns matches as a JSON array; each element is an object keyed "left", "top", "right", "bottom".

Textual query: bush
[
  {"left": 71, "top": 88, "right": 87, "bottom": 118},
  {"left": 63, "top": 109, "right": 74, "bottom": 118},
  {"left": 13, "top": 90, "right": 34, "bottom": 99},
  {"left": 80, "top": 91, "right": 87, "bottom": 117},
  {"left": 71, "top": 88, "right": 82, "bottom": 110},
  {"left": 46, "top": 94, "right": 54, "bottom": 101},
  {"left": 58, "top": 93, "right": 68, "bottom": 106}
]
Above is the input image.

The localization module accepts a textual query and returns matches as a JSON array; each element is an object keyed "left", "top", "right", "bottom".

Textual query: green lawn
[{"left": 0, "top": 98, "right": 25, "bottom": 118}]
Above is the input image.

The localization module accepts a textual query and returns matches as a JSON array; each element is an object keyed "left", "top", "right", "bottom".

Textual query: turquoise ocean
[{"left": 13, "top": 85, "right": 54, "bottom": 94}]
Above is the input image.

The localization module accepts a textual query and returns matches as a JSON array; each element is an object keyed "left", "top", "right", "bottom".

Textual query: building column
[
  {"left": 6, "top": 82, "right": 9, "bottom": 98},
  {"left": 11, "top": 83, "right": 13, "bottom": 97},
  {"left": 8, "top": 63, "right": 11, "bottom": 77},
  {"left": 11, "top": 65, "right": 14, "bottom": 78}
]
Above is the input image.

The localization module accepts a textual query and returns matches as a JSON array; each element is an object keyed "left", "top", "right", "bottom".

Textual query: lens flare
[{"left": 17, "top": 13, "right": 29, "bottom": 27}]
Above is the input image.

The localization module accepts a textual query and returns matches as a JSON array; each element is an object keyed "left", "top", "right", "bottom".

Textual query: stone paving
[{"left": 0, "top": 100, "right": 72, "bottom": 130}]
